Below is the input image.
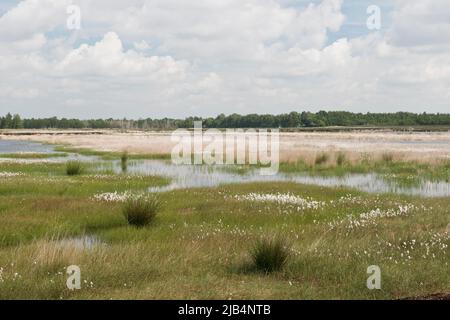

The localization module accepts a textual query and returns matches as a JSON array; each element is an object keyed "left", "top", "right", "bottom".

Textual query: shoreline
[{"left": 1, "top": 129, "right": 450, "bottom": 164}]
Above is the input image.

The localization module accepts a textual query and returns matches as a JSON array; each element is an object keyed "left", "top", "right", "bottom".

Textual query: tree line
[{"left": 1, "top": 111, "right": 450, "bottom": 130}]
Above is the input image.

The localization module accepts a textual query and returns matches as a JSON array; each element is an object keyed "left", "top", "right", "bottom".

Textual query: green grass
[
  {"left": 0, "top": 161, "right": 448, "bottom": 300},
  {"left": 0, "top": 168, "right": 168, "bottom": 199},
  {"left": 0, "top": 153, "right": 68, "bottom": 159},
  {"left": 54, "top": 146, "right": 171, "bottom": 161},
  {"left": 280, "top": 158, "right": 450, "bottom": 183}
]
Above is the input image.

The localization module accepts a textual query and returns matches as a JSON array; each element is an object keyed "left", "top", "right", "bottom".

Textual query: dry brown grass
[
  {"left": 2, "top": 130, "right": 450, "bottom": 164},
  {"left": 28, "top": 237, "right": 106, "bottom": 270},
  {"left": 33, "top": 240, "right": 84, "bottom": 268}
]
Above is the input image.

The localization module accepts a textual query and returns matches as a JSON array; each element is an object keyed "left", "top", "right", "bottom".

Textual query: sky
[{"left": 0, "top": 0, "right": 449, "bottom": 119}]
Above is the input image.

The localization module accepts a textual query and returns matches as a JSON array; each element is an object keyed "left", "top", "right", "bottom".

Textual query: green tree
[{"left": 11, "top": 114, "right": 23, "bottom": 129}]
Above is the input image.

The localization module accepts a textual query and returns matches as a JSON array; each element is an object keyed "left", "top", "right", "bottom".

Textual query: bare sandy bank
[{"left": 1, "top": 129, "right": 449, "bottom": 163}]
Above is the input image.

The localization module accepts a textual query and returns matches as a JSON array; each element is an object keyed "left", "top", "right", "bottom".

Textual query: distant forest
[{"left": 1, "top": 111, "right": 450, "bottom": 129}]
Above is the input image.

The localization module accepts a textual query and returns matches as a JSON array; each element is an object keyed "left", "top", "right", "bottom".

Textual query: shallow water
[
  {"left": 120, "top": 160, "right": 450, "bottom": 198},
  {"left": 56, "top": 235, "right": 103, "bottom": 250},
  {"left": 2, "top": 140, "right": 450, "bottom": 197},
  {"left": 0, "top": 139, "right": 56, "bottom": 153},
  {"left": 0, "top": 139, "right": 96, "bottom": 161},
  {"left": 290, "top": 174, "right": 450, "bottom": 198}
]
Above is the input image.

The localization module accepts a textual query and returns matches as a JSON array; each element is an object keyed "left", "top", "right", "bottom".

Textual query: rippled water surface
[
  {"left": 0, "top": 140, "right": 56, "bottom": 153},
  {"left": 2, "top": 140, "right": 450, "bottom": 197},
  {"left": 0, "top": 139, "right": 96, "bottom": 161},
  {"left": 122, "top": 160, "right": 450, "bottom": 197},
  {"left": 56, "top": 235, "right": 103, "bottom": 250}
]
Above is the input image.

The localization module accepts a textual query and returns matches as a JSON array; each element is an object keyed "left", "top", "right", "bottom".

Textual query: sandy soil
[{"left": 1, "top": 129, "right": 450, "bottom": 163}]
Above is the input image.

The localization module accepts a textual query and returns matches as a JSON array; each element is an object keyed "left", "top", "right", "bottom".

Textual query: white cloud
[
  {"left": 76, "top": 0, "right": 344, "bottom": 61},
  {"left": 259, "top": 38, "right": 353, "bottom": 78},
  {"left": 58, "top": 32, "right": 188, "bottom": 79},
  {"left": 133, "top": 40, "right": 150, "bottom": 51},
  {"left": 389, "top": 0, "right": 450, "bottom": 48},
  {"left": 0, "top": 0, "right": 449, "bottom": 118},
  {"left": 0, "top": 0, "right": 70, "bottom": 40}
]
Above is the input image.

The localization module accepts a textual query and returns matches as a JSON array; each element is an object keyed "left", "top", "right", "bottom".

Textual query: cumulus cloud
[
  {"left": 0, "top": 0, "right": 70, "bottom": 40},
  {"left": 389, "top": 0, "right": 450, "bottom": 48},
  {"left": 102, "top": 0, "right": 345, "bottom": 61},
  {"left": 58, "top": 32, "right": 188, "bottom": 79},
  {"left": 0, "top": 0, "right": 449, "bottom": 118}
]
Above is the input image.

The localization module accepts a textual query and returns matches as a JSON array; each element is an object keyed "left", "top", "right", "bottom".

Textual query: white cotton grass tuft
[
  {"left": 93, "top": 191, "right": 133, "bottom": 202},
  {"left": 328, "top": 204, "right": 419, "bottom": 230},
  {"left": 93, "top": 191, "right": 148, "bottom": 202},
  {"left": 0, "top": 172, "right": 24, "bottom": 178},
  {"left": 233, "top": 192, "right": 325, "bottom": 211}
]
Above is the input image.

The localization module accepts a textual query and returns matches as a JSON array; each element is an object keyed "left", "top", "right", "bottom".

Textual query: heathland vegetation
[
  {"left": 0, "top": 137, "right": 448, "bottom": 299},
  {"left": 0, "top": 159, "right": 448, "bottom": 299},
  {"left": 0, "top": 126, "right": 448, "bottom": 299},
  {"left": 2, "top": 111, "right": 450, "bottom": 130}
]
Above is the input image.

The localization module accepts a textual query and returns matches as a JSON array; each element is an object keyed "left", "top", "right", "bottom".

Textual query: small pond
[{"left": 1, "top": 139, "right": 450, "bottom": 198}]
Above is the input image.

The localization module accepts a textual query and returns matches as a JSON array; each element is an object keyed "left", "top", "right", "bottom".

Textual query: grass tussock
[
  {"left": 123, "top": 195, "right": 161, "bottom": 227},
  {"left": 336, "top": 152, "right": 346, "bottom": 166},
  {"left": 250, "top": 237, "right": 291, "bottom": 273},
  {"left": 121, "top": 151, "right": 128, "bottom": 172},
  {"left": 315, "top": 153, "right": 329, "bottom": 166},
  {"left": 0, "top": 149, "right": 448, "bottom": 299},
  {"left": 382, "top": 153, "right": 394, "bottom": 163},
  {"left": 66, "top": 160, "right": 82, "bottom": 176}
]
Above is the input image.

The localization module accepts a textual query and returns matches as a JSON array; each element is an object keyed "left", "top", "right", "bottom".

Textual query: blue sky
[
  {"left": 284, "top": 0, "right": 395, "bottom": 41},
  {"left": 334, "top": 0, "right": 394, "bottom": 39},
  {"left": 0, "top": 0, "right": 395, "bottom": 47},
  {"left": 0, "top": 0, "right": 17, "bottom": 16},
  {"left": 1, "top": 0, "right": 449, "bottom": 118}
]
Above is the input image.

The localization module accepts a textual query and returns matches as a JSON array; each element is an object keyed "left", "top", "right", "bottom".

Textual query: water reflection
[
  {"left": 0, "top": 139, "right": 97, "bottom": 162},
  {"left": 2, "top": 139, "right": 449, "bottom": 197},
  {"left": 122, "top": 160, "right": 450, "bottom": 198},
  {"left": 0, "top": 140, "right": 56, "bottom": 153},
  {"left": 56, "top": 235, "right": 103, "bottom": 250}
]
